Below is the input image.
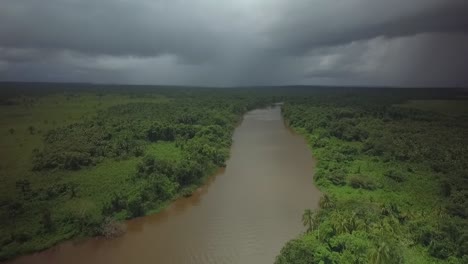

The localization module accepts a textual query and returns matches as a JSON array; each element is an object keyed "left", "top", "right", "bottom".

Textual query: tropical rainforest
[
  {"left": 276, "top": 90, "right": 468, "bottom": 263},
  {"left": 0, "top": 84, "right": 467, "bottom": 263},
  {"left": 0, "top": 84, "right": 272, "bottom": 260}
]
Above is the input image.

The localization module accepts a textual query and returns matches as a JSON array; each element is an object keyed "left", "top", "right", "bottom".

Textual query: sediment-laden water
[{"left": 11, "top": 106, "right": 321, "bottom": 264}]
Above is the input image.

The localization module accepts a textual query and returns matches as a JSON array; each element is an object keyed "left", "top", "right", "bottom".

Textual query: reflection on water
[{"left": 10, "top": 106, "right": 321, "bottom": 264}]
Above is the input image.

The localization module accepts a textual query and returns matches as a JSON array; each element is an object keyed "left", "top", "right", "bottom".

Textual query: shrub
[
  {"left": 13, "top": 232, "right": 31, "bottom": 243},
  {"left": 102, "top": 193, "right": 128, "bottom": 216},
  {"left": 40, "top": 209, "right": 54, "bottom": 232},
  {"left": 275, "top": 235, "right": 334, "bottom": 264},
  {"left": 99, "top": 217, "right": 126, "bottom": 239},
  {"left": 27, "top": 125, "right": 35, "bottom": 135},
  {"left": 66, "top": 209, "right": 102, "bottom": 235},
  {"left": 429, "top": 239, "right": 455, "bottom": 259},
  {"left": 384, "top": 169, "right": 406, "bottom": 182},
  {"left": 7, "top": 201, "right": 23, "bottom": 217},
  {"left": 127, "top": 195, "right": 144, "bottom": 218},
  {"left": 412, "top": 224, "right": 436, "bottom": 246},
  {"left": 315, "top": 168, "right": 347, "bottom": 186},
  {"left": 349, "top": 175, "right": 377, "bottom": 190},
  {"left": 133, "top": 146, "right": 144, "bottom": 157},
  {"left": 446, "top": 190, "right": 468, "bottom": 218},
  {"left": 33, "top": 150, "right": 93, "bottom": 171},
  {"left": 43, "top": 184, "right": 70, "bottom": 200},
  {"left": 15, "top": 179, "right": 31, "bottom": 197},
  {"left": 328, "top": 170, "right": 347, "bottom": 186},
  {"left": 440, "top": 180, "right": 452, "bottom": 197}
]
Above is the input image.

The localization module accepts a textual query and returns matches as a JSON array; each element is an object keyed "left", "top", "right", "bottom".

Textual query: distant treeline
[{"left": 1, "top": 82, "right": 466, "bottom": 100}]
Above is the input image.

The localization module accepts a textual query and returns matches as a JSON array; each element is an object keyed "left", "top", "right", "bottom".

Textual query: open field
[
  {"left": 0, "top": 93, "right": 176, "bottom": 258},
  {"left": 0, "top": 93, "right": 168, "bottom": 199}
]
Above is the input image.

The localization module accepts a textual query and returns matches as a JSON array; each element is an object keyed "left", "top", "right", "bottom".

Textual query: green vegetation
[
  {"left": 2, "top": 85, "right": 467, "bottom": 263},
  {"left": 399, "top": 99, "right": 468, "bottom": 116},
  {"left": 0, "top": 86, "right": 271, "bottom": 260},
  {"left": 276, "top": 93, "right": 468, "bottom": 263}
]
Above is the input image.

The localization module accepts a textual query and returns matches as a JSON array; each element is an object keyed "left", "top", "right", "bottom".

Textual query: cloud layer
[{"left": 1, "top": 0, "right": 467, "bottom": 86}]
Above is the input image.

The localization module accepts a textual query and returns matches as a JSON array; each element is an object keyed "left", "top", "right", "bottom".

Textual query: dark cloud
[
  {"left": 299, "top": 33, "right": 468, "bottom": 87},
  {"left": 0, "top": 0, "right": 228, "bottom": 62},
  {"left": 0, "top": 0, "right": 467, "bottom": 87},
  {"left": 267, "top": 0, "right": 468, "bottom": 55}
]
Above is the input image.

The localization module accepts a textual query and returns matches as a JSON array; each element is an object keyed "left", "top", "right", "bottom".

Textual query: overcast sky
[{"left": 1, "top": 0, "right": 467, "bottom": 87}]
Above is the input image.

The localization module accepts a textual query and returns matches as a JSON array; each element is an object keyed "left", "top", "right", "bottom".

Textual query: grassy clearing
[
  {"left": 145, "top": 141, "right": 183, "bottom": 161},
  {"left": 0, "top": 93, "right": 168, "bottom": 200},
  {"left": 0, "top": 93, "right": 172, "bottom": 259}
]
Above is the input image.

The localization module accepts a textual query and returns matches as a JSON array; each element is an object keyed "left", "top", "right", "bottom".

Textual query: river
[{"left": 10, "top": 105, "right": 321, "bottom": 264}]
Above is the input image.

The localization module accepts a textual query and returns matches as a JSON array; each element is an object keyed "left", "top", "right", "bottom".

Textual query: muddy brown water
[{"left": 10, "top": 106, "right": 321, "bottom": 264}]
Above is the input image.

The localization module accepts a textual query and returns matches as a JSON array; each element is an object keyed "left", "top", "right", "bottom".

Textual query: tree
[
  {"left": 128, "top": 195, "right": 144, "bottom": 217},
  {"left": 102, "top": 193, "right": 127, "bottom": 216},
  {"left": 275, "top": 235, "right": 333, "bottom": 264},
  {"left": 330, "top": 211, "right": 363, "bottom": 235},
  {"left": 69, "top": 183, "right": 78, "bottom": 198},
  {"left": 7, "top": 201, "right": 23, "bottom": 217},
  {"left": 302, "top": 209, "right": 314, "bottom": 233},
  {"left": 319, "top": 194, "right": 335, "bottom": 209},
  {"left": 27, "top": 125, "right": 35, "bottom": 135},
  {"left": 369, "top": 241, "right": 391, "bottom": 264},
  {"left": 15, "top": 179, "right": 31, "bottom": 197},
  {"left": 41, "top": 209, "right": 54, "bottom": 232},
  {"left": 368, "top": 240, "right": 403, "bottom": 264},
  {"left": 331, "top": 212, "right": 349, "bottom": 235}
]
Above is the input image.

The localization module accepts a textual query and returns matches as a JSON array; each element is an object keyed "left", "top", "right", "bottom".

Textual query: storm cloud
[{"left": 0, "top": 0, "right": 467, "bottom": 86}]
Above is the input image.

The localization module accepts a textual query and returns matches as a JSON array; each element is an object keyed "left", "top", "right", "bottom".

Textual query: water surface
[{"left": 11, "top": 106, "right": 321, "bottom": 264}]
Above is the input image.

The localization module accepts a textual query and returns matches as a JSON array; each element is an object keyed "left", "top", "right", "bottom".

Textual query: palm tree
[
  {"left": 319, "top": 194, "right": 335, "bottom": 209},
  {"left": 369, "top": 241, "right": 392, "bottom": 264},
  {"left": 27, "top": 125, "right": 35, "bottom": 135},
  {"left": 347, "top": 211, "right": 364, "bottom": 233},
  {"left": 302, "top": 209, "right": 314, "bottom": 233},
  {"left": 15, "top": 179, "right": 31, "bottom": 197},
  {"left": 335, "top": 213, "right": 350, "bottom": 234}
]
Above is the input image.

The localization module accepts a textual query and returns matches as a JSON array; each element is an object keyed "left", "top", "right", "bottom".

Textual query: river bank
[
  {"left": 7, "top": 105, "right": 320, "bottom": 264},
  {"left": 0, "top": 93, "right": 272, "bottom": 261},
  {"left": 276, "top": 98, "right": 468, "bottom": 264}
]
